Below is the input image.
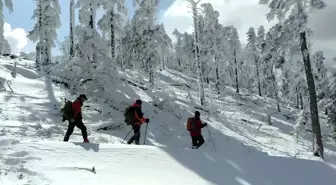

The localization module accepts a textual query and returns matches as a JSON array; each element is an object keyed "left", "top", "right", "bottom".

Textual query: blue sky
[{"left": 3, "top": 0, "right": 174, "bottom": 56}]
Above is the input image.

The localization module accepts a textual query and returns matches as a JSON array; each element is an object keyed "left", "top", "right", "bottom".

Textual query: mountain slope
[
  {"left": 1, "top": 140, "right": 336, "bottom": 185},
  {"left": 0, "top": 57, "right": 336, "bottom": 184}
]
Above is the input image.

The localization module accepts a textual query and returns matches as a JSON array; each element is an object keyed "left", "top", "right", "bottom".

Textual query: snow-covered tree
[
  {"left": 0, "top": 0, "right": 13, "bottom": 54},
  {"left": 28, "top": 0, "right": 61, "bottom": 69},
  {"left": 188, "top": 0, "right": 205, "bottom": 105},
  {"left": 129, "top": 0, "right": 160, "bottom": 86},
  {"left": 226, "top": 26, "right": 241, "bottom": 93},
  {"left": 98, "top": 0, "right": 127, "bottom": 62},
  {"left": 76, "top": 0, "right": 98, "bottom": 64},
  {"left": 69, "top": 0, "right": 75, "bottom": 58},
  {"left": 246, "top": 27, "right": 262, "bottom": 96},
  {"left": 259, "top": 0, "right": 326, "bottom": 158},
  {"left": 312, "top": 51, "right": 328, "bottom": 100}
]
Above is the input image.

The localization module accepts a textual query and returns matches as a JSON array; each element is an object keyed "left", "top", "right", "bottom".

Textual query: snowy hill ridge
[{"left": 0, "top": 57, "right": 336, "bottom": 184}]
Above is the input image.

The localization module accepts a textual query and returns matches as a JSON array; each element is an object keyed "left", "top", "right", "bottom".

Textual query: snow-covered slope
[
  {"left": 2, "top": 139, "right": 336, "bottom": 185},
  {"left": 1, "top": 57, "right": 336, "bottom": 184}
]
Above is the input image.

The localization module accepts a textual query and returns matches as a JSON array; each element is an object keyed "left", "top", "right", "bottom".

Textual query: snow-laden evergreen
[
  {"left": 259, "top": 0, "right": 327, "bottom": 158},
  {"left": 0, "top": 0, "right": 12, "bottom": 54},
  {"left": 28, "top": 0, "right": 61, "bottom": 69}
]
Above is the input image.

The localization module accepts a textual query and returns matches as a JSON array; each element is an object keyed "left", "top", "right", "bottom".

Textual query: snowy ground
[{"left": 1, "top": 56, "right": 336, "bottom": 184}]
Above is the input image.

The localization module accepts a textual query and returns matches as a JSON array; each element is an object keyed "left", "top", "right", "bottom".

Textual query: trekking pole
[
  {"left": 123, "top": 128, "right": 133, "bottom": 142},
  {"left": 143, "top": 121, "right": 149, "bottom": 145},
  {"left": 207, "top": 126, "right": 216, "bottom": 151}
]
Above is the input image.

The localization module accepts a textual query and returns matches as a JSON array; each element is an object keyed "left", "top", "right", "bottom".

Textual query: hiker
[
  {"left": 126, "top": 100, "right": 150, "bottom": 145},
  {"left": 187, "top": 111, "right": 207, "bottom": 149},
  {"left": 63, "top": 94, "right": 89, "bottom": 143}
]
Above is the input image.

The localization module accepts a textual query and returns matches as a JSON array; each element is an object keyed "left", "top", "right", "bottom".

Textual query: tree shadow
[
  {"left": 72, "top": 142, "right": 100, "bottom": 152},
  {"left": 159, "top": 143, "right": 336, "bottom": 185}
]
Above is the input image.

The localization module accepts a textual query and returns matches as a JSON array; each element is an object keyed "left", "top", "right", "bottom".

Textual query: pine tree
[
  {"left": 98, "top": 0, "right": 127, "bottom": 62},
  {"left": 188, "top": 0, "right": 205, "bottom": 105},
  {"left": 246, "top": 27, "right": 262, "bottom": 96},
  {"left": 226, "top": 26, "right": 241, "bottom": 94},
  {"left": 312, "top": 51, "right": 328, "bottom": 101},
  {"left": 69, "top": 0, "right": 75, "bottom": 58},
  {"left": 259, "top": 0, "right": 326, "bottom": 158},
  {"left": 28, "top": 0, "right": 61, "bottom": 69},
  {"left": 130, "top": 0, "right": 160, "bottom": 87},
  {"left": 76, "top": 0, "right": 102, "bottom": 67},
  {"left": 0, "top": 0, "right": 13, "bottom": 54}
]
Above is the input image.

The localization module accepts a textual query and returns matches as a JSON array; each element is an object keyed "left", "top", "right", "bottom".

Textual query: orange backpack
[{"left": 186, "top": 117, "right": 195, "bottom": 131}]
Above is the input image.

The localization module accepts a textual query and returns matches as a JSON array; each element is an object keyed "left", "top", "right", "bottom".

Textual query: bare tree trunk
[
  {"left": 255, "top": 56, "right": 262, "bottom": 96},
  {"left": 110, "top": 11, "right": 115, "bottom": 60},
  {"left": 69, "top": 0, "right": 75, "bottom": 58},
  {"left": 190, "top": 1, "right": 205, "bottom": 105},
  {"left": 300, "top": 93, "right": 303, "bottom": 110},
  {"left": 234, "top": 49, "right": 239, "bottom": 94},
  {"left": 296, "top": 92, "right": 299, "bottom": 109},
  {"left": 35, "top": 43, "right": 41, "bottom": 71},
  {"left": 215, "top": 61, "right": 220, "bottom": 95},
  {"left": 89, "top": 3, "right": 96, "bottom": 68},
  {"left": 300, "top": 31, "right": 324, "bottom": 159}
]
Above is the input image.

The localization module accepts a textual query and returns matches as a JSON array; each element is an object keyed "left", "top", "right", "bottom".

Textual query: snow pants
[
  {"left": 127, "top": 124, "right": 141, "bottom": 145},
  {"left": 63, "top": 119, "right": 88, "bottom": 142},
  {"left": 191, "top": 135, "right": 204, "bottom": 149}
]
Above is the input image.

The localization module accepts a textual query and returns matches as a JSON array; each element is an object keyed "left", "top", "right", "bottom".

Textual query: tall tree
[
  {"left": 130, "top": 0, "right": 160, "bottom": 86},
  {"left": 259, "top": 0, "right": 326, "bottom": 158},
  {"left": 69, "top": 0, "right": 75, "bottom": 58},
  {"left": 98, "top": 0, "right": 127, "bottom": 61},
  {"left": 246, "top": 27, "right": 262, "bottom": 96},
  {"left": 76, "top": 0, "right": 102, "bottom": 67},
  {"left": 226, "top": 26, "right": 241, "bottom": 93},
  {"left": 0, "top": 0, "right": 13, "bottom": 54},
  {"left": 28, "top": 0, "right": 61, "bottom": 68},
  {"left": 188, "top": 0, "right": 205, "bottom": 105},
  {"left": 312, "top": 51, "right": 328, "bottom": 101}
]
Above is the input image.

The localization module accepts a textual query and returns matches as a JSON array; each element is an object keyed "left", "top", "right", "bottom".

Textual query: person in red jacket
[
  {"left": 188, "top": 111, "right": 207, "bottom": 149},
  {"left": 63, "top": 94, "right": 89, "bottom": 143},
  {"left": 127, "top": 100, "right": 150, "bottom": 145}
]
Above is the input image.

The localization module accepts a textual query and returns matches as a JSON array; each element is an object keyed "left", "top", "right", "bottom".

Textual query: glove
[
  {"left": 204, "top": 122, "right": 208, "bottom": 126},
  {"left": 145, "top": 118, "right": 150, "bottom": 123}
]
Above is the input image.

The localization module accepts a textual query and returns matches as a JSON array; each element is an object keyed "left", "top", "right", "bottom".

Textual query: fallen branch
[
  {"left": 120, "top": 78, "right": 148, "bottom": 90},
  {"left": 80, "top": 78, "right": 93, "bottom": 86},
  {"left": 52, "top": 78, "right": 70, "bottom": 89},
  {"left": 6, "top": 81, "right": 14, "bottom": 92},
  {"left": 170, "top": 83, "right": 191, "bottom": 88}
]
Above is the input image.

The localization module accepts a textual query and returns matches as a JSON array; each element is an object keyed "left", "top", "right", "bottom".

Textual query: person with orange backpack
[{"left": 187, "top": 111, "right": 207, "bottom": 149}]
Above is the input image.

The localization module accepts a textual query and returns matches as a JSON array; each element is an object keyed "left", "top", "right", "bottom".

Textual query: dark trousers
[
  {"left": 63, "top": 120, "right": 88, "bottom": 141},
  {"left": 192, "top": 135, "right": 204, "bottom": 149},
  {"left": 127, "top": 124, "right": 141, "bottom": 145}
]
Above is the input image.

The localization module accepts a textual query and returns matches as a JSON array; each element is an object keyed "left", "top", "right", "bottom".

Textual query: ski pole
[
  {"left": 143, "top": 121, "right": 149, "bottom": 145},
  {"left": 123, "top": 128, "right": 132, "bottom": 142},
  {"left": 207, "top": 126, "right": 216, "bottom": 151}
]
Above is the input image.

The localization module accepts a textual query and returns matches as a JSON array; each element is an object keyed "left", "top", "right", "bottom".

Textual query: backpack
[
  {"left": 124, "top": 106, "right": 135, "bottom": 125},
  {"left": 61, "top": 100, "right": 74, "bottom": 122},
  {"left": 186, "top": 117, "right": 196, "bottom": 131}
]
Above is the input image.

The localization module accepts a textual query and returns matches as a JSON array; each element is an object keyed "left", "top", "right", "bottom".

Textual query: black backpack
[
  {"left": 61, "top": 100, "right": 74, "bottom": 122},
  {"left": 124, "top": 106, "right": 135, "bottom": 125}
]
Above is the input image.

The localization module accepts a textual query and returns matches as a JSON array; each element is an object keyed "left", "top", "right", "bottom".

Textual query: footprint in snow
[{"left": 8, "top": 151, "right": 29, "bottom": 158}]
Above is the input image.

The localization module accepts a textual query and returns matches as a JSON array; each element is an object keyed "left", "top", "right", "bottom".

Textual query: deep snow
[
  {"left": 0, "top": 56, "right": 336, "bottom": 184},
  {"left": 1, "top": 140, "right": 336, "bottom": 185}
]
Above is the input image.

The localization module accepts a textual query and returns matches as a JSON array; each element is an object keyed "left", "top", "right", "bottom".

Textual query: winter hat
[
  {"left": 195, "top": 111, "right": 200, "bottom": 117},
  {"left": 79, "top": 94, "right": 88, "bottom": 100},
  {"left": 136, "top": 99, "right": 142, "bottom": 105}
]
